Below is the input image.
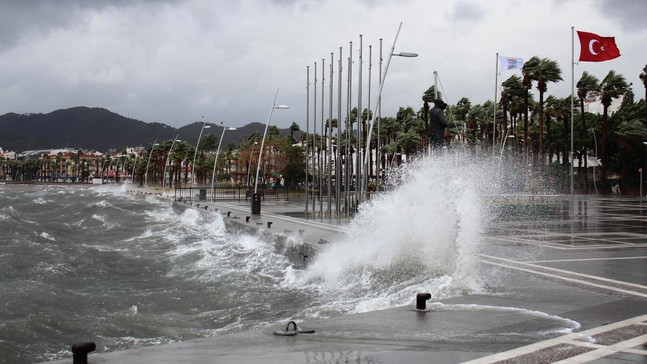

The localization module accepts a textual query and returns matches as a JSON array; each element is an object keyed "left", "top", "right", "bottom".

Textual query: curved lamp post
[
  {"left": 163, "top": 135, "right": 181, "bottom": 190},
  {"left": 191, "top": 119, "right": 211, "bottom": 186},
  {"left": 247, "top": 141, "right": 259, "bottom": 189},
  {"left": 254, "top": 91, "right": 289, "bottom": 194},
  {"left": 131, "top": 152, "right": 139, "bottom": 183},
  {"left": 144, "top": 140, "right": 159, "bottom": 187},
  {"left": 363, "top": 22, "right": 417, "bottom": 200},
  {"left": 210, "top": 124, "right": 237, "bottom": 202},
  {"left": 497, "top": 134, "right": 515, "bottom": 183}
]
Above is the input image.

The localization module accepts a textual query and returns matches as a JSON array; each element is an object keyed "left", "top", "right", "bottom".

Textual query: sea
[{"left": 0, "top": 155, "right": 570, "bottom": 363}]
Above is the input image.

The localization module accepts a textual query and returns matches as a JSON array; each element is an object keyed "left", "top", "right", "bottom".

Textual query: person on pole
[{"left": 429, "top": 99, "right": 447, "bottom": 151}]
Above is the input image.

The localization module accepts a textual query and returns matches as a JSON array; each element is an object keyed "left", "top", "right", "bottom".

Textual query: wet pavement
[{"left": 45, "top": 194, "right": 647, "bottom": 363}]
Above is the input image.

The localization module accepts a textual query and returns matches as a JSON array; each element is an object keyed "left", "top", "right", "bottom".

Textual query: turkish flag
[{"left": 577, "top": 31, "right": 620, "bottom": 62}]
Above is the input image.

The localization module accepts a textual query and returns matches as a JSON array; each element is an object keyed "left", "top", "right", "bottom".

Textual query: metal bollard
[
  {"left": 267, "top": 221, "right": 273, "bottom": 228},
  {"left": 416, "top": 293, "right": 432, "bottom": 310},
  {"left": 246, "top": 216, "right": 251, "bottom": 223},
  {"left": 71, "top": 342, "right": 95, "bottom": 364}
]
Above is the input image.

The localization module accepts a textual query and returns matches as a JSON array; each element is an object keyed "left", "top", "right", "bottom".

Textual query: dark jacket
[{"left": 429, "top": 105, "right": 447, "bottom": 148}]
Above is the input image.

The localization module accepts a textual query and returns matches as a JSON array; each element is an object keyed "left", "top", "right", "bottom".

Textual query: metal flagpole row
[{"left": 306, "top": 28, "right": 407, "bottom": 218}]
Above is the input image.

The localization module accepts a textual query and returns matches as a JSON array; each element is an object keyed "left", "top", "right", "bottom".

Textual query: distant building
[
  {"left": 583, "top": 96, "right": 623, "bottom": 115},
  {"left": 0, "top": 147, "right": 16, "bottom": 160}
]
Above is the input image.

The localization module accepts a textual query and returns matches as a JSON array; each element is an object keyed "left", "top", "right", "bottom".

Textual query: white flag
[{"left": 499, "top": 56, "right": 524, "bottom": 73}]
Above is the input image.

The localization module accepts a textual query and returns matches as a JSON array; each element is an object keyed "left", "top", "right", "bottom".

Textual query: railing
[{"left": 174, "top": 185, "right": 307, "bottom": 202}]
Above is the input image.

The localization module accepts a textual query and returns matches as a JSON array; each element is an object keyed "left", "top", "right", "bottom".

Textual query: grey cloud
[
  {"left": 595, "top": 0, "right": 647, "bottom": 31},
  {"left": 450, "top": 1, "right": 484, "bottom": 22},
  {"left": 0, "top": 0, "right": 183, "bottom": 47}
]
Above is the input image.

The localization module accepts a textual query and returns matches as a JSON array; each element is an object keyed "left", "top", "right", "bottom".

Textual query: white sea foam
[
  {"left": 292, "top": 153, "right": 491, "bottom": 313},
  {"left": 39, "top": 232, "right": 56, "bottom": 241},
  {"left": 33, "top": 197, "right": 48, "bottom": 205},
  {"left": 428, "top": 302, "right": 581, "bottom": 334}
]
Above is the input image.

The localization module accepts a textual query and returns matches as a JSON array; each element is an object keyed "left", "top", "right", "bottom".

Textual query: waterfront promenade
[{"left": 45, "top": 193, "right": 647, "bottom": 363}]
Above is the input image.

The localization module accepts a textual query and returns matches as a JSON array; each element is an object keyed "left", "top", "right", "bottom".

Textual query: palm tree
[
  {"left": 289, "top": 122, "right": 300, "bottom": 143},
  {"left": 523, "top": 56, "right": 563, "bottom": 164},
  {"left": 640, "top": 65, "right": 647, "bottom": 121},
  {"left": 576, "top": 71, "right": 600, "bottom": 192},
  {"left": 521, "top": 59, "right": 536, "bottom": 163},
  {"left": 616, "top": 119, "right": 647, "bottom": 194},
  {"left": 600, "top": 70, "right": 629, "bottom": 191}
]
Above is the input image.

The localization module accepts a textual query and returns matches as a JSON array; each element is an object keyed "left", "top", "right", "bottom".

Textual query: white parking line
[
  {"left": 480, "top": 255, "right": 647, "bottom": 298},
  {"left": 461, "top": 315, "right": 647, "bottom": 364},
  {"left": 529, "top": 256, "right": 647, "bottom": 263},
  {"left": 552, "top": 334, "right": 647, "bottom": 363}
]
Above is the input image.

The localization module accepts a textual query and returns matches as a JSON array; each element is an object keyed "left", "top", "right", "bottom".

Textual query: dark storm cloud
[
  {"left": 595, "top": 0, "right": 647, "bottom": 31},
  {"left": 0, "top": 0, "right": 183, "bottom": 47}
]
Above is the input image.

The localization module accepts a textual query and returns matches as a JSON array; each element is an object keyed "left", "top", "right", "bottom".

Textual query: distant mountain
[{"left": 0, "top": 107, "right": 299, "bottom": 152}]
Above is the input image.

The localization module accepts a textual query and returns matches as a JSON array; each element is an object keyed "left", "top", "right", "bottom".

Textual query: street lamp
[
  {"left": 191, "top": 118, "right": 211, "bottom": 186},
  {"left": 497, "top": 134, "right": 515, "bottom": 180},
  {"left": 363, "top": 22, "right": 417, "bottom": 199},
  {"left": 590, "top": 129, "right": 599, "bottom": 195},
  {"left": 144, "top": 140, "right": 159, "bottom": 188},
  {"left": 255, "top": 93, "right": 289, "bottom": 195},
  {"left": 163, "top": 135, "right": 181, "bottom": 190},
  {"left": 247, "top": 141, "right": 259, "bottom": 189},
  {"left": 131, "top": 152, "right": 139, "bottom": 184},
  {"left": 252, "top": 89, "right": 289, "bottom": 214},
  {"left": 101, "top": 159, "right": 109, "bottom": 183},
  {"left": 210, "top": 124, "right": 237, "bottom": 202}
]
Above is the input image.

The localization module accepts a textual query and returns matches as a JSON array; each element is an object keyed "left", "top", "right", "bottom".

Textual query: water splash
[{"left": 295, "top": 154, "right": 491, "bottom": 313}]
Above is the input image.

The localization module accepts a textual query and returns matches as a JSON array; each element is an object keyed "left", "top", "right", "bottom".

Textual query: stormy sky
[{"left": 0, "top": 0, "right": 644, "bottom": 129}]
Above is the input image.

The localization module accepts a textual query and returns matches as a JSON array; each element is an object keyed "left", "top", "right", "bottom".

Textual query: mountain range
[{"left": 0, "top": 107, "right": 299, "bottom": 152}]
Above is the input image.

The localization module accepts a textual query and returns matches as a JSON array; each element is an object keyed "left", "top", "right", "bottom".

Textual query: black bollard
[
  {"left": 267, "top": 221, "right": 273, "bottom": 228},
  {"left": 71, "top": 342, "right": 95, "bottom": 364},
  {"left": 246, "top": 216, "right": 251, "bottom": 223},
  {"left": 416, "top": 293, "right": 432, "bottom": 310}
]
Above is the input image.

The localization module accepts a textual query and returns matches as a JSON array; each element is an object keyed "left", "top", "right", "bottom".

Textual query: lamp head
[
  {"left": 275, "top": 105, "right": 290, "bottom": 110},
  {"left": 394, "top": 52, "right": 418, "bottom": 57},
  {"left": 227, "top": 127, "right": 237, "bottom": 131}
]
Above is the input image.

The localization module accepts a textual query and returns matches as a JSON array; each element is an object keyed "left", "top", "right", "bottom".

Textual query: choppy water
[{"left": 0, "top": 154, "right": 576, "bottom": 363}]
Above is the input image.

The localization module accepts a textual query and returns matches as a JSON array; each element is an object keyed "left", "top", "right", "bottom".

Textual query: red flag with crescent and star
[{"left": 577, "top": 31, "right": 620, "bottom": 62}]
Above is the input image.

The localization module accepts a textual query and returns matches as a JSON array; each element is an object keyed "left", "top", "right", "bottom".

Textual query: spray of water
[{"left": 294, "top": 153, "right": 493, "bottom": 313}]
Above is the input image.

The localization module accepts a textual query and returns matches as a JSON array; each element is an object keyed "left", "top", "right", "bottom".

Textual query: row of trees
[{"left": 3, "top": 61, "right": 646, "bottom": 195}]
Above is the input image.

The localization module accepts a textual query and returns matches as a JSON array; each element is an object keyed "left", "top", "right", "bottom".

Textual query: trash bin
[
  {"left": 251, "top": 193, "right": 261, "bottom": 215},
  {"left": 199, "top": 189, "right": 207, "bottom": 201}
]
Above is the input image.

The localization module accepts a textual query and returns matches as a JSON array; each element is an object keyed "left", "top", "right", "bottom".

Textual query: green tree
[
  {"left": 524, "top": 56, "right": 563, "bottom": 163},
  {"left": 600, "top": 70, "right": 629, "bottom": 191},
  {"left": 640, "top": 64, "right": 647, "bottom": 121},
  {"left": 289, "top": 122, "right": 301, "bottom": 143},
  {"left": 576, "top": 71, "right": 600, "bottom": 191}
]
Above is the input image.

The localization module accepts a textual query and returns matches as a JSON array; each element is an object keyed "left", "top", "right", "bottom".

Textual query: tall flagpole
[
  {"left": 493, "top": 53, "right": 499, "bottom": 155},
  {"left": 320, "top": 58, "right": 325, "bottom": 214},
  {"left": 377, "top": 38, "right": 383, "bottom": 192},
  {"left": 357, "top": 35, "right": 363, "bottom": 204},
  {"left": 328, "top": 52, "right": 333, "bottom": 216},
  {"left": 313, "top": 61, "right": 317, "bottom": 211},
  {"left": 570, "top": 26, "right": 575, "bottom": 198},
  {"left": 337, "top": 47, "right": 342, "bottom": 216},
  {"left": 305, "top": 66, "right": 310, "bottom": 213}
]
